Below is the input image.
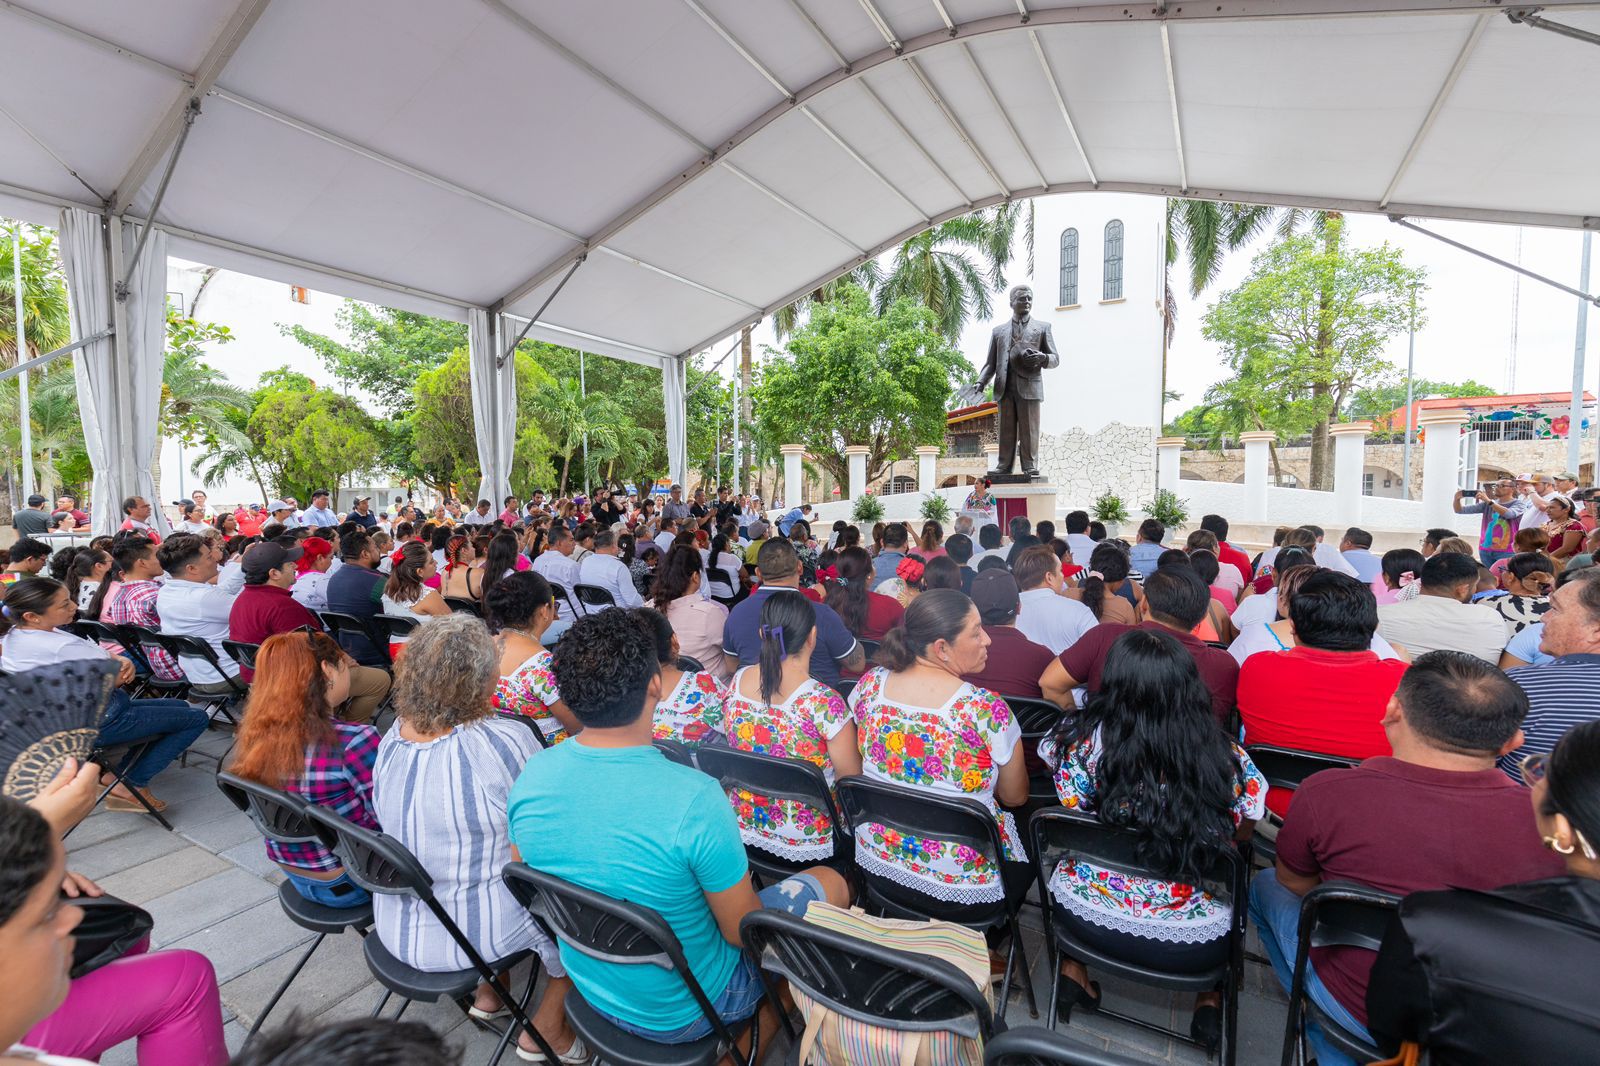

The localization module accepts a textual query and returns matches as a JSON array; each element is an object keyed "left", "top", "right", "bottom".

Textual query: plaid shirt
[
  {"left": 101, "top": 580, "right": 182, "bottom": 681},
  {"left": 268, "top": 721, "right": 381, "bottom": 871}
]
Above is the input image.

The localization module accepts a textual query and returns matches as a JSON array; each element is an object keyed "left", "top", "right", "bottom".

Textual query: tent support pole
[
  {"left": 1391, "top": 217, "right": 1600, "bottom": 307},
  {"left": 497, "top": 255, "right": 586, "bottom": 366},
  {"left": 1507, "top": 8, "right": 1600, "bottom": 48},
  {"left": 118, "top": 99, "right": 199, "bottom": 300},
  {"left": 0, "top": 330, "right": 114, "bottom": 383}
]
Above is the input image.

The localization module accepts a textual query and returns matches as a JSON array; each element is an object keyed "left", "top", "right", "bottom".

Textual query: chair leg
[
  {"left": 485, "top": 964, "right": 541, "bottom": 1066},
  {"left": 1008, "top": 914, "right": 1038, "bottom": 1020},
  {"left": 1046, "top": 946, "right": 1063, "bottom": 1032},
  {"left": 369, "top": 989, "right": 393, "bottom": 1017},
  {"left": 392, "top": 998, "right": 411, "bottom": 1021},
  {"left": 245, "top": 933, "right": 324, "bottom": 1045}
]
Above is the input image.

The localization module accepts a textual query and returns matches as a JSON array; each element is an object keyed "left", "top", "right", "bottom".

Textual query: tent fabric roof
[{"left": 2, "top": 0, "right": 1597, "bottom": 363}]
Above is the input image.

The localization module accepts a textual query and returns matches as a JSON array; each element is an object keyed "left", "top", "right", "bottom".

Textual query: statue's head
[{"left": 1009, "top": 285, "right": 1033, "bottom": 316}]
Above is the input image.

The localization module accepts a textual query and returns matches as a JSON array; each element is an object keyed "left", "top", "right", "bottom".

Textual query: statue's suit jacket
[{"left": 980, "top": 318, "right": 1059, "bottom": 401}]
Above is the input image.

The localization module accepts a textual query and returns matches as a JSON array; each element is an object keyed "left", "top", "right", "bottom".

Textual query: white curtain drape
[
  {"left": 58, "top": 210, "right": 170, "bottom": 537},
  {"left": 663, "top": 354, "right": 687, "bottom": 489},
  {"left": 469, "top": 308, "right": 514, "bottom": 507}
]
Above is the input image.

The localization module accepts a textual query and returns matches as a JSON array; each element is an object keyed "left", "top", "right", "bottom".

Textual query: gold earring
[{"left": 1543, "top": 834, "right": 1576, "bottom": 855}]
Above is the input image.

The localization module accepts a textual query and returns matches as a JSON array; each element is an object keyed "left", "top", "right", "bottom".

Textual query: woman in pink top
[
  {"left": 912, "top": 520, "right": 948, "bottom": 561},
  {"left": 1371, "top": 548, "right": 1426, "bottom": 606},
  {"left": 652, "top": 547, "right": 733, "bottom": 682}
]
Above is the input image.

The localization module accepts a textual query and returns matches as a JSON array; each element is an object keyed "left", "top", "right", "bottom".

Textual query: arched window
[
  {"left": 1103, "top": 219, "right": 1124, "bottom": 300},
  {"left": 1058, "top": 228, "right": 1079, "bottom": 306}
]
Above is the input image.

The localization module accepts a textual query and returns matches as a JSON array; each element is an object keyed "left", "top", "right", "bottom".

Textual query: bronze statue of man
[{"left": 975, "top": 285, "right": 1058, "bottom": 478}]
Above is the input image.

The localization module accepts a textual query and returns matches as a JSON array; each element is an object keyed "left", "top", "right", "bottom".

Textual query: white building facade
[{"left": 1024, "top": 192, "right": 1166, "bottom": 509}]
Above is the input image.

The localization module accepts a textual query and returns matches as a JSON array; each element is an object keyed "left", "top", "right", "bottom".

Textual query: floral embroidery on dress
[
  {"left": 652, "top": 671, "right": 726, "bottom": 746},
  {"left": 850, "top": 668, "right": 1025, "bottom": 904},
  {"left": 721, "top": 669, "right": 850, "bottom": 862},
  {"left": 491, "top": 650, "right": 568, "bottom": 745},
  {"left": 1043, "top": 728, "right": 1267, "bottom": 941}
]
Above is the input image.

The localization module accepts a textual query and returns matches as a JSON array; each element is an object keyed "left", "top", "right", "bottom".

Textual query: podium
[{"left": 992, "top": 482, "right": 1058, "bottom": 527}]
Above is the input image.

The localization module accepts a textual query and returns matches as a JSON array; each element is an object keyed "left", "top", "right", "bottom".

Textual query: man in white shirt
[
  {"left": 968, "top": 523, "right": 1007, "bottom": 568},
  {"left": 530, "top": 525, "right": 582, "bottom": 641},
  {"left": 154, "top": 534, "right": 241, "bottom": 694},
  {"left": 1063, "top": 511, "right": 1098, "bottom": 567},
  {"left": 577, "top": 529, "right": 644, "bottom": 610},
  {"left": 1012, "top": 544, "right": 1097, "bottom": 655},
  {"left": 463, "top": 498, "right": 496, "bottom": 526},
  {"left": 300, "top": 490, "right": 339, "bottom": 528},
  {"left": 654, "top": 517, "right": 679, "bottom": 559},
  {"left": 1257, "top": 525, "right": 1359, "bottom": 579},
  {"left": 1377, "top": 551, "right": 1507, "bottom": 664},
  {"left": 1523, "top": 472, "right": 1557, "bottom": 528}
]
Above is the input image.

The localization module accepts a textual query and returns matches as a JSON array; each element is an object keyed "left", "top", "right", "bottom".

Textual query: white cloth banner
[
  {"left": 57, "top": 209, "right": 169, "bottom": 537},
  {"left": 469, "top": 308, "right": 513, "bottom": 507},
  {"left": 663, "top": 354, "right": 687, "bottom": 489}
]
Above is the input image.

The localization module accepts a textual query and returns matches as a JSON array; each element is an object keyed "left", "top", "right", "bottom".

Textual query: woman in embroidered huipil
[
  {"left": 1040, "top": 627, "right": 1266, "bottom": 1044},
  {"left": 722, "top": 594, "right": 861, "bottom": 863},
  {"left": 485, "top": 571, "right": 581, "bottom": 746},
  {"left": 635, "top": 607, "right": 726, "bottom": 747},
  {"left": 848, "top": 589, "right": 1029, "bottom": 907}
]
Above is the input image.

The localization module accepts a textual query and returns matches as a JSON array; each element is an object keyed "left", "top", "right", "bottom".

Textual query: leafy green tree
[
  {"left": 0, "top": 221, "right": 70, "bottom": 363},
  {"left": 757, "top": 285, "right": 969, "bottom": 487},
  {"left": 524, "top": 376, "right": 629, "bottom": 496},
  {"left": 1199, "top": 218, "right": 1425, "bottom": 488},
  {"left": 246, "top": 376, "right": 381, "bottom": 502},
  {"left": 409, "top": 349, "right": 557, "bottom": 499},
  {"left": 282, "top": 304, "right": 464, "bottom": 414},
  {"left": 160, "top": 310, "right": 249, "bottom": 444},
  {"left": 190, "top": 404, "right": 272, "bottom": 504}
]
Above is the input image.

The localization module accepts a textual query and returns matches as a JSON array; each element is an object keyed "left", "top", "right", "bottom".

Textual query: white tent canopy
[{"left": 2, "top": 0, "right": 1597, "bottom": 506}]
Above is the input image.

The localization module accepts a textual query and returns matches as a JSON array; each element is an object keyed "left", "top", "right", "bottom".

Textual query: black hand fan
[{"left": 0, "top": 659, "right": 120, "bottom": 802}]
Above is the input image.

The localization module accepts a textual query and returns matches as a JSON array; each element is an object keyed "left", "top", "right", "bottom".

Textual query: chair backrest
[
  {"left": 741, "top": 909, "right": 994, "bottom": 1040},
  {"left": 1299, "top": 881, "right": 1400, "bottom": 954},
  {"left": 319, "top": 611, "right": 392, "bottom": 667},
  {"left": 156, "top": 631, "right": 247, "bottom": 693},
  {"left": 835, "top": 776, "right": 1002, "bottom": 878},
  {"left": 544, "top": 580, "right": 581, "bottom": 618},
  {"left": 496, "top": 710, "right": 554, "bottom": 750},
  {"left": 694, "top": 745, "right": 846, "bottom": 841},
  {"left": 652, "top": 737, "right": 696, "bottom": 766},
  {"left": 833, "top": 678, "right": 855, "bottom": 702},
  {"left": 376, "top": 614, "right": 419, "bottom": 640},
  {"left": 1245, "top": 745, "right": 1360, "bottom": 793},
  {"left": 1029, "top": 807, "right": 1246, "bottom": 919},
  {"left": 444, "top": 596, "right": 483, "bottom": 617},
  {"left": 573, "top": 582, "right": 616, "bottom": 609},
  {"left": 1003, "top": 695, "right": 1066, "bottom": 741},
  {"left": 706, "top": 574, "right": 736, "bottom": 599},
  {"left": 502, "top": 862, "right": 741, "bottom": 1048},
  {"left": 675, "top": 654, "right": 705, "bottom": 673},
  {"left": 65, "top": 619, "right": 119, "bottom": 645},
  {"left": 983, "top": 1025, "right": 1148, "bottom": 1065},
  {"left": 859, "top": 639, "right": 881, "bottom": 663},
  {"left": 216, "top": 770, "right": 320, "bottom": 846},
  {"left": 221, "top": 639, "right": 261, "bottom": 670},
  {"left": 301, "top": 803, "right": 437, "bottom": 900}
]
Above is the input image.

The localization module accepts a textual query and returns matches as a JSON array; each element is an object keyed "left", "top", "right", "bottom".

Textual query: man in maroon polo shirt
[
  {"left": 228, "top": 542, "right": 390, "bottom": 722},
  {"left": 1038, "top": 566, "right": 1238, "bottom": 724},
  {"left": 961, "top": 568, "right": 1055, "bottom": 699},
  {"left": 1238, "top": 570, "right": 1408, "bottom": 817},
  {"left": 1249, "top": 650, "right": 1563, "bottom": 1065}
]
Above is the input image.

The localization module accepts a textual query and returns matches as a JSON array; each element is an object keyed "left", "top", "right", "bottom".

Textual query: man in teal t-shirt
[{"left": 507, "top": 608, "right": 849, "bottom": 1045}]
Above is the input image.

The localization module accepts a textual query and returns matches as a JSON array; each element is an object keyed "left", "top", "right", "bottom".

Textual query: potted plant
[
  {"left": 1144, "top": 488, "right": 1190, "bottom": 532},
  {"left": 851, "top": 492, "right": 885, "bottom": 524},
  {"left": 918, "top": 493, "right": 952, "bottom": 524},
  {"left": 1091, "top": 490, "right": 1129, "bottom": 538}
]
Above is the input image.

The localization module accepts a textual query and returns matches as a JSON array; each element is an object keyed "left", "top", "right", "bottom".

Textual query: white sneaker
[{"left": 515, "top": 1034, "right": 590, "bottom": 1064}]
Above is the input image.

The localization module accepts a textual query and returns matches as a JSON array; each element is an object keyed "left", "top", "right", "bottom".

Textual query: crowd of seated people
[{"left": 8, "top": 486, "right": 1600, "bottom": 1063}]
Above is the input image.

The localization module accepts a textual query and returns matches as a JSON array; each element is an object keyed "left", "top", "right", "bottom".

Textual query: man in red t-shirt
[
  {"left": 1040, "top": 567, "right": 1238, "bottom": 724},
  {"left": 1238, "top": 571, "right": 1408, "bottom": 816},
  {"left": 1201, "top": 513, "right": 1253, "bottom": 583},
  {"left": 1250, "top": 650, "right": 1563, "bottom": 1065}
]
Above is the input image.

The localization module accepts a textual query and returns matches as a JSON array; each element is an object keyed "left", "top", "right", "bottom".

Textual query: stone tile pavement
[{"left": 69, "top": 728, "right": 1294, "bottom": 1065}]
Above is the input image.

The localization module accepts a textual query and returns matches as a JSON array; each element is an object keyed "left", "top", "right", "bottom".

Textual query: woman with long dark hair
[
  {"left": 1372, "top": 546, "right": 1426, "bottom": 606},
  {"left": 1066, "top": 542, "right": 1138, "bottom": 624},
  {"left": 485, "top": 571, "right": 579, "bottom": 745},
  {"left": 437, "top": 534, "right": 483, "bottom": 600},
  {"left": 708, "top": 532, "right": 745, "bottom": 600},
  {"left": 1043, "top": 628, "right": 1265, "bottom": 1043},
  {"left": 914, "top": 520, "right": 946, "bottom": 561},
  {"left": 652, "top": 547, "right": 732, "bottom": 682},
  {"left": 722, "top": 593, "right": 860, "bottom": 862},
  {"left": 822, "top": 545, "right": 903, "bottom": 643},
  {"left": 230, "top": 631, "right": 377, "bottom": 907},
  {"left": 479, "top": 531, "right": 522, "bottom": 604},
  {"left": 65, "top": 549, "right": 111, "bottom": 615},
  {"left": 851, "top": 589, "right": 1028, "bottom": 906}
]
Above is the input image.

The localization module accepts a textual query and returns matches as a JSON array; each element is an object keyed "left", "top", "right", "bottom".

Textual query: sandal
[
  {"left": 105, "top": 788, "right": 167, "bottom": 812},
  {"left": 515, "top": 1034, "right": 590, "bottom": 1063}
]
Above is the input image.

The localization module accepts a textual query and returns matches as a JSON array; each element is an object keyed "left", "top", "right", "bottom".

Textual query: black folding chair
[
  {"left": 544, "top": 581, "right": 582, "bottom": 622},
  {"left": 742, "top": 908, "right": 996, "bottom": 1054},
  {"left": 1029, "top": 807, "right": 1249, "bottom": 1065},
  {"left": 216, "top": 772, "right": 373, "bottom": 1047},
  {"left": 835, "top": 776, "right": 1038, "bottom": 1021},
  {"left": 573, "top": 583, "right": 616, "bottom": 613},
  {"left": 503, "top": 862, "right": 774, "bottom": 1066},
  {"left": 984, "top": 1025, "right": 1150, "bottom": 1065},
  {"left": 300, "top": 806, "right": 557, "bottom": 1065},
  {"left": 1280, "top": 882, "right": 1398, "bottom": 1066},
  {"left": 78, "top": 735, "right": 174, "bottom": 832},
  {"left": 1243, "top": 746, "right": 1359, "bottom": 865},
  {"left": 652, "top": 737, "right": 696, "bottom": 767},
  {"left": 692, "top": 745, "right": 853, "bottom": 887},
  {"left": 151, "top": 631, "right": 248, "bottom": 726},
  {"left": 494, "top": 710, "right": 559, "bottom": 751},
  {"left": 445, "top": 596, "right": 484, "bottom": 617},
  {"left": 833, "top": 678, "right": 856, "bottom": 702},
  {"left": 676, "top": 654, "right": 705, "bottom": 673},
  {"left": 374, "top": 614, "right": 419, "bottom": 650},
  {"left": 859, "top": 638, "right": 881, "bottom": 663},
  {"left": 319, "top": 610, "right": 393, "bottom": 670},
  {"left": 118, "top": 624, "right": 194, "bottom": 701},
  {"left": 1004, "top": 695, "right": 1067, "bottom": 812},
  {"left": 221, "top": 639, "right": 261, "bottom": 672}
]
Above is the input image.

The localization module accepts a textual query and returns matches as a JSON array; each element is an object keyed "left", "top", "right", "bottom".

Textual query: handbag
[
  {"left": 790, "top": 903, "right": 992, "bottom": 1066},
  {"left": 68, "top": 895, "right": 153, "bottom": 978}
]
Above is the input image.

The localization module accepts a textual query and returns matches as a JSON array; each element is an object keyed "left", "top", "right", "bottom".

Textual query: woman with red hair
[
  {"left": 291, "top": 535, "right": 335, "bottom": 613},
  {"left": 229, "top": 631, "right": 378, "bottom": 907}
]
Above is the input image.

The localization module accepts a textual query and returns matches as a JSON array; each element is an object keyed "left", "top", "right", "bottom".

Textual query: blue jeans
[
  {"left": 602, "top": 873, "right": 826, "bottom": 1043},
  {"left": 1480, "top": 548, "right": 1513, "bottom": 567},
  {"left": 1248, "top": 869, "right": 1372, "bottom": 1066},
  {"left": 96, "top": 689, "right": 209, "bottom": 788},
  {"left": 283, "top": 868, "right": 371, "bottom": 908}
]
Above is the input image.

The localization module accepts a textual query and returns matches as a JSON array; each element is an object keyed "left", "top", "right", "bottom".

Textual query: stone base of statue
[
  {"left": 985, "top": 471, "right": 1042, "bottom": 485},
  {"left": 990, "top": 481, "right": 1059, "bottom": 528}
]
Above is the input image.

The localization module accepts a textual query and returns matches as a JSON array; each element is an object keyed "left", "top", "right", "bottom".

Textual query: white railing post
[
  {"left": 780, "top": 444, "right": 805, "bottom": 508},
  {"left": 845, "top": 445, "right": 870, "bottom": 501},
  {"left": 1420, "top": 409, "right": 1470, "bottom": 528},
  {"left": 1155, "top": 436, "right": 1186, "bottom": 490},
  {"left": 1239, "top": 431, "right": 1277, "bottom": 523},
  {"left": 1330, "top": 421, "right": 1372, "bottom": 523},
  {"left": 916, "top": 446, "right": 940, "bottom": 494}
]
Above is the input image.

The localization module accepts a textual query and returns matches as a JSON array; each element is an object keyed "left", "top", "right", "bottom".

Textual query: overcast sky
[{"left": 724, "top": 208, "right": 1597, "bottom": 428}]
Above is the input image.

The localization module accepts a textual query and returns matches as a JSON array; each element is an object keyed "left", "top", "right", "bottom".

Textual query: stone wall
[{"left": 1038, "top": 423, "right": 1158, "bottom": 511}]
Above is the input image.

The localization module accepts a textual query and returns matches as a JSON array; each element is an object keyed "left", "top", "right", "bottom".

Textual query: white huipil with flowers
[
  {"left": 1041, "top": 727, "right": 1267, "bottom": 942},
  {"left": 651, "top": 670, "right": 727, "bottom": 747},
  {"left": 720, "top": 668, "right": 852, "bottom": 862},
  {"left": 848, "top": 667, "right": 1025, "bottom": 904}
]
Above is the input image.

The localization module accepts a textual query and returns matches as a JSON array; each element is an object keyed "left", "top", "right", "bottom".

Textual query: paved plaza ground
[{"left": 71, "top": 726, "right": 1297, "bottom": 1066}]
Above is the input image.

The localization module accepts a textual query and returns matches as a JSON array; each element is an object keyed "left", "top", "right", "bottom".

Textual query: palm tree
[
  {"left": 872, "top": 201, "right": 1030, "bottom": 342},
  {"left": 0, "top": 221, "right": 71, "bottom": 364},
  {"left": 190, "top": 405, "right": 271, "bottom": 504},
  {"left": 524, "top": 377, "right": 630, "bottom": 496}
]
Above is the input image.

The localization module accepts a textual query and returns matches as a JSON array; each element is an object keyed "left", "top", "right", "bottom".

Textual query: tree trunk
[
  {"left": 1308, "top": 385, "right": 1333, "bottom": 491},
  {"left": 558, "top": 454, "right": 570, "bottom": 497},
  {"left": 1307, "top": 224, "right": 1337, "bottom": 491},
  {"left": 738, "top": 325, "right": 752, "bottom": 492}
]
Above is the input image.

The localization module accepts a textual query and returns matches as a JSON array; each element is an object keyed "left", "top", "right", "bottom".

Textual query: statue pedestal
[{"left": 992, "top": 482, "right": 1058, "bottom": 529}]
